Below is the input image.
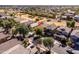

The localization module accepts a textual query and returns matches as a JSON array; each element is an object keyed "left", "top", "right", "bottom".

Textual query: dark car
[
  {"left": 66, "top": 49, "right": 79, "bottom": 54},
  {"left": 44, "top": 29, "right": 53, "bottom": 36},
  {"left": 66, "top": 49, "right": 74, "bottom": 54}
]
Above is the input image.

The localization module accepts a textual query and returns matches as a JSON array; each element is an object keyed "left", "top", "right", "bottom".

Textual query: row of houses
[
  {"left": 54, "top": 27, "right": 79, "bottom": 50},
  {"left": 56, "top": 10, "right": 79, "bottom": 22}
]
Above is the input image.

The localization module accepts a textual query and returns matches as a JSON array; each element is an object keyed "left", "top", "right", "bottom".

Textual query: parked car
[
  {"left": 28, "top": 32, "right": 35, "bottom": 38},
  {"left": 74, "top": 15, "right": 79, "bottom": 22},
  {"left": 66, "top": 49, "right": 79, "bottom": 54}
]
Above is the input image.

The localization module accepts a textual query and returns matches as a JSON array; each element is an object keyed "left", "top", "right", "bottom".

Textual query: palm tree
[
  {"left": 67, "top": 20, "right": 75, "bottom": 39},
  {"left": 66, "top": 38, "right": 74, "bottom": 47},
  {"left": 43, "top": 37, "right": 54, "bottom": 54}
]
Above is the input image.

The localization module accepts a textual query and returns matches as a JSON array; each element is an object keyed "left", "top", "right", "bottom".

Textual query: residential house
[{"left": 70, "top": 30, "right": 79, "bottom": 50}]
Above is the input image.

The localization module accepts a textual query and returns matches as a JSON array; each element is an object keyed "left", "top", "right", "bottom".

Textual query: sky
[{"left": 0, "top": 0, "right": 79, "bottom": 5}]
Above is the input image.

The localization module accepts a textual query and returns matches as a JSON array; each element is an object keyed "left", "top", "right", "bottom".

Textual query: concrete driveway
[{"left": 0, "top": 39, "right": 20, "bottom": 53}]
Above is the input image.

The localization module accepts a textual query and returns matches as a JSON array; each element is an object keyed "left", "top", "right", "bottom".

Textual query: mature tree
[
  {"left": 67, "top": 20, "right": 75, "bottom": 28},
  {"left": 12, "top": 24, "right": 29, "bottom": 40},
  {"left": 0, "top": 19, "right": 16, "bottom": 34},
  {"left": 43, "top": 37, "right": 54, "bottom": 53}
]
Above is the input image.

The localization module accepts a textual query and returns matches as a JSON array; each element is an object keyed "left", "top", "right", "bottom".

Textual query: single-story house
[
  {"left": 61, "top": 12, "right": 75, "bottom": 20},
  {"left": 70, "top": 30, "right": 79, "bottom": 50},
  {"left": 54, "top": 34, "right": 67, "bottom": 41},
  {"left": 57, "top": 27, "right": 71, "bottom": 37},
  {"left": 43, "top": 25, "right": 58, "bottom": 36},
  {"left": 30, "top": 23, "right": 38, "bottom": 28}
]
